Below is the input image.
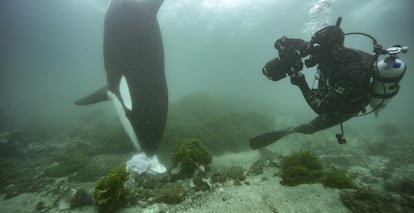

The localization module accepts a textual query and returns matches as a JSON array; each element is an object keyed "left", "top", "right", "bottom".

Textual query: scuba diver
[{"left": 250, "top": 17, "right": 408, "bottom": 149}]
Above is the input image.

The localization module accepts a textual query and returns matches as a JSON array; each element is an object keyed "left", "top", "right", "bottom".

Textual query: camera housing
[
  {"left": 262, "top": 57, "right": 290, "bottom": 81},
  {"left": 262, "top": 52, "right": 304, "bottom": 81}
]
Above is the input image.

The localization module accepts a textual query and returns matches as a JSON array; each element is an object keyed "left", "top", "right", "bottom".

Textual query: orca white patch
[
  {"left": 107, "top": 91, "right": 141, "bottom": 151},
  {"left": 119, "top": 75, "right": 133, "bottom": 111}
]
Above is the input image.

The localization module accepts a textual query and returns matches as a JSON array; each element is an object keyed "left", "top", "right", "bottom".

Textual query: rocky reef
[{"left": 1, "top": 96, "right": 413, "bottom": 213}]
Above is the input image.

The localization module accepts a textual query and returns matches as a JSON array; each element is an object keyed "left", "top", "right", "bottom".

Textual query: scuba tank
[
  {"left": 344, "top": 28, "right": 408, "bottom": 116},
  {"left": 369, "top": 45, "right": 407, "bottom": 115}
]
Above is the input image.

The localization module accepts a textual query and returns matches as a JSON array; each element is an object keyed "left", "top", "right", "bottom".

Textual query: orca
[{"left": 75, "top": 0, "right": 167, "bottom": 173}]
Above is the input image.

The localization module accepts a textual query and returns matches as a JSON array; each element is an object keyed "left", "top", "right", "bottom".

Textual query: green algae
[
  {"left": 171, "top": 138, "right": 212, "bottom": 177},
  {"left": 93, "top": 163, "right": 130, "bottom": 213}
]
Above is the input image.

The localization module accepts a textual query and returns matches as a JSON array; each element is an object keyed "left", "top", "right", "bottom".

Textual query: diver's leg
[{"left": 293, "top": 113, "right": 353, "bottom": 134}]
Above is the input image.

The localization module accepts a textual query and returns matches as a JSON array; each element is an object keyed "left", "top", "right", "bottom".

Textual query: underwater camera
[
  {"left": 262, "top": 57, "right": 291, "bottom": 81},
  {"left": 262, "top": 48, "right": 303, "bottom": 81}
]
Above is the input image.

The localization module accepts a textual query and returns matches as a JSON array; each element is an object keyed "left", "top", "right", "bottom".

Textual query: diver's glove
[{"left": 290, "top": 72, "right": 310, "bottom": 92}]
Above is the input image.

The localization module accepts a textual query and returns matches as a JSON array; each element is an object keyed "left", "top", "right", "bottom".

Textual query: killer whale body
[{"left": 75, "top": 0, "right": 167, "bottom": 159}]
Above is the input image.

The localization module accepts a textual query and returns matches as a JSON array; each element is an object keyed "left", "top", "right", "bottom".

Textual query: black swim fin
[{"left": 249, "top": 128, "right": 294, "bottom": 150}]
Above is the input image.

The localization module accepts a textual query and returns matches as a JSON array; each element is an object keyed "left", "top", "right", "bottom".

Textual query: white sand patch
[{"left": 211, "top": 151, "right": 261, "bottom": 169}]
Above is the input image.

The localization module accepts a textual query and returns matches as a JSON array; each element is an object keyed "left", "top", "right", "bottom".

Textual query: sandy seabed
[{"left": 0, "top": 150, "right": 350, "bottom": 213}]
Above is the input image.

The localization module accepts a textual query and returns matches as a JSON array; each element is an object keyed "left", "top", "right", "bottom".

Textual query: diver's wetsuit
[{"left": 279, "top": 38, "right": 374, "bottom": 134}]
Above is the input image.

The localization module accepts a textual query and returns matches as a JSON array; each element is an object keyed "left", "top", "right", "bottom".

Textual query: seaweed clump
[
  {"left": 322, "top": 167, "right": 356, "bottom": 189},
  {"left": 279, "top": 151, "right": 356, "bottom": 189},
  {"left": 279, "top": 151, "right": 323, "bottom": 186},
  {"left": 154, "top": 183, "right": 187, "bottom": 204},
  {"left": 211, "top": 166, "right": 247, "bottom": 186},
  {"left": 93, "top": 163, "right": 130, "bottom": 213},
  {"left": 171, "top": 138, "right": 212, "bottom": 177},
  {"left": 340, "top": 189, "right": 414, "bottom": 212}
]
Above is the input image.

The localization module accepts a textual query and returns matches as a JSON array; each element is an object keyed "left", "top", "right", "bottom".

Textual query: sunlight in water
[{"left": 200, "top": 0, "right": 240, "bottom": 10}]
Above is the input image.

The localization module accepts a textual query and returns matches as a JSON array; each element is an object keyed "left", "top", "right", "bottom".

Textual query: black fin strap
[{"left": 336, "top": 122, "right": 347, "bottom": 144}]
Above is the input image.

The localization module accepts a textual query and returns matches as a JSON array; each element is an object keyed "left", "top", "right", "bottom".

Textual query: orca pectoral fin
[{"left": 74, "top": 86, "right": 109, "bottom": 105}]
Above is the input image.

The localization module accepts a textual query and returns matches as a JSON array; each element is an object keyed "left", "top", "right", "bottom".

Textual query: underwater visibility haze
[
  {"left": 0, "top": 0, "right": 414, "bottom": 212},
  {"left": 0, "top": 0, "right": 413, "bottom": 132}
]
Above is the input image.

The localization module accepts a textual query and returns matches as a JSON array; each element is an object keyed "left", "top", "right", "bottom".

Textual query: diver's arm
[
  {"left": 292, "top": 75, "right": 354, "bottom": 115},
  {"left": 307, "top": 80, "right": 355, "bottom": 114}
]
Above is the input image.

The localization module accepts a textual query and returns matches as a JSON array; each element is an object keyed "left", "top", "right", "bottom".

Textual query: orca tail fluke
[{"left": 74, "top": 86, "right": 109, "bottom": 105}]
